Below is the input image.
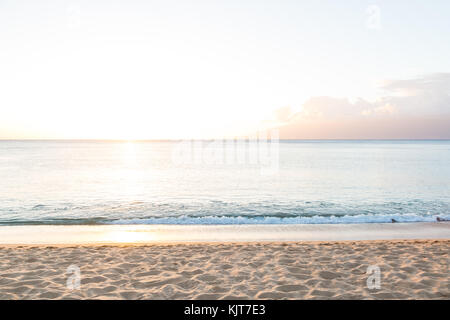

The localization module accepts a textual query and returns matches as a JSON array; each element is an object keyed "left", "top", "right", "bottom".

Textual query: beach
[
  {"left": 0, "top": 237, "right": 448, "bottom": 300},
  {"left": 2, "top": 0, "right": 450, "bottom": 307}
]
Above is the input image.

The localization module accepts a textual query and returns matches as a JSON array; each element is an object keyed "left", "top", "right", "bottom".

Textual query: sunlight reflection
[
  {"left": 104, "top": 230, "right": 155, "bottom": 243},
  {"left": 122, "top": 141, "right": 138, "bottom": 166},
  {"left": 117, "top": 141, "right": 144, "bottom": 197}
]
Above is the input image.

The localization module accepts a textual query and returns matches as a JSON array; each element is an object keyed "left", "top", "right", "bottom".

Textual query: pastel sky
[{"left": 1, "top": 0, "right": 449, "bottom": 139}]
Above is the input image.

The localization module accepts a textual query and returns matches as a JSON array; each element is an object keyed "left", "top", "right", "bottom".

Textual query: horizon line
[{"left": 1, "top": 138, "right": 449, "bottom": 142}]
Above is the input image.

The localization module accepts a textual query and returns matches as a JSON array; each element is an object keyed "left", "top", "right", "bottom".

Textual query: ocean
[{"left": 0, "top": 140, "right": 449, "bottom": 225}]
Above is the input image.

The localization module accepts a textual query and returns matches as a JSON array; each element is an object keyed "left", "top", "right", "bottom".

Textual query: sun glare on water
[{"left": 105, "top": 230, "right": 153, "bottom": 243}]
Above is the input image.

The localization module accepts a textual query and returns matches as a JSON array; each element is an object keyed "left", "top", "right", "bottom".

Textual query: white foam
[{"left": 108, "top": 213, "right": 450, "bottom": 225}]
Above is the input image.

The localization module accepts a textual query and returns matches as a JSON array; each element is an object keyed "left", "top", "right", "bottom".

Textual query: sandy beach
[{"left": 0, "top": 239, "right": 448, "bottom": 300}]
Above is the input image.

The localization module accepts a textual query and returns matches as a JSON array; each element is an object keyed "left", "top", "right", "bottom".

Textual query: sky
[{"left": 0, "top": 0, "right": 449, "bottom": 139}]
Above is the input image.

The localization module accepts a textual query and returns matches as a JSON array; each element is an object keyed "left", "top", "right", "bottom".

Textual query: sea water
[{"left": 0, "top": 140, "right": 449, "bottom": 225}]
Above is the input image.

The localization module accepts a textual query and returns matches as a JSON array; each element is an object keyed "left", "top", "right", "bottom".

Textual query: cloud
[
  {"left": 277, "top": 73, "right": 450, "bottom": 139},
  {"left": 377, "top": 73, "right": 450, "bottom": 116},
  {"left": 380, "top": 73, "right": 450, "bottom": 97},
  {"left": 297, "top": 97, "right": 372, "bottom": 119},
  {"left": 273, "top": 106, "right": 294, "bottom": 123},
  {"left": 361, "top": 103, "right": 397, "bottom": 116}
]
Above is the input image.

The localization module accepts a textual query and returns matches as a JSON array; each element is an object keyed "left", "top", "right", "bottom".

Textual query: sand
[{"left": 0, "top": 239, "right": 448, "bottom": 300}]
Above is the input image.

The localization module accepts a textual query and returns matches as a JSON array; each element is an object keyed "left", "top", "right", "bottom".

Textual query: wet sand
[{"left": 1, "top": 222, "right": 449, "bottom": 245}]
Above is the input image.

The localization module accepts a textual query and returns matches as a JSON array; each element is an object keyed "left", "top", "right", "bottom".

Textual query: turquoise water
[{"left": 0, "top": 140, "right": 449, "bottom": 225}]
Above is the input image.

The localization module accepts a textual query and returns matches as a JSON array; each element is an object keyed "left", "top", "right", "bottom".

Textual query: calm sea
[{"left": 0, "top": 140, "right": 449, "bottom": 225}]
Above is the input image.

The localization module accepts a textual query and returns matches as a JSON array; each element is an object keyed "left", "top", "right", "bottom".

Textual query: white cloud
[
  {"left": 362, "top": 103, "right": 398, "bottom": 116},
  {"left": 277, "top": 73, "right": 450, "bottom": 139}
]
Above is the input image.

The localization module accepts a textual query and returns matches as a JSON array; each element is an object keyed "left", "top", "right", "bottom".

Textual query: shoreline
[{"left": 0, "top": 222, "right": 449, "bottom": 246}]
